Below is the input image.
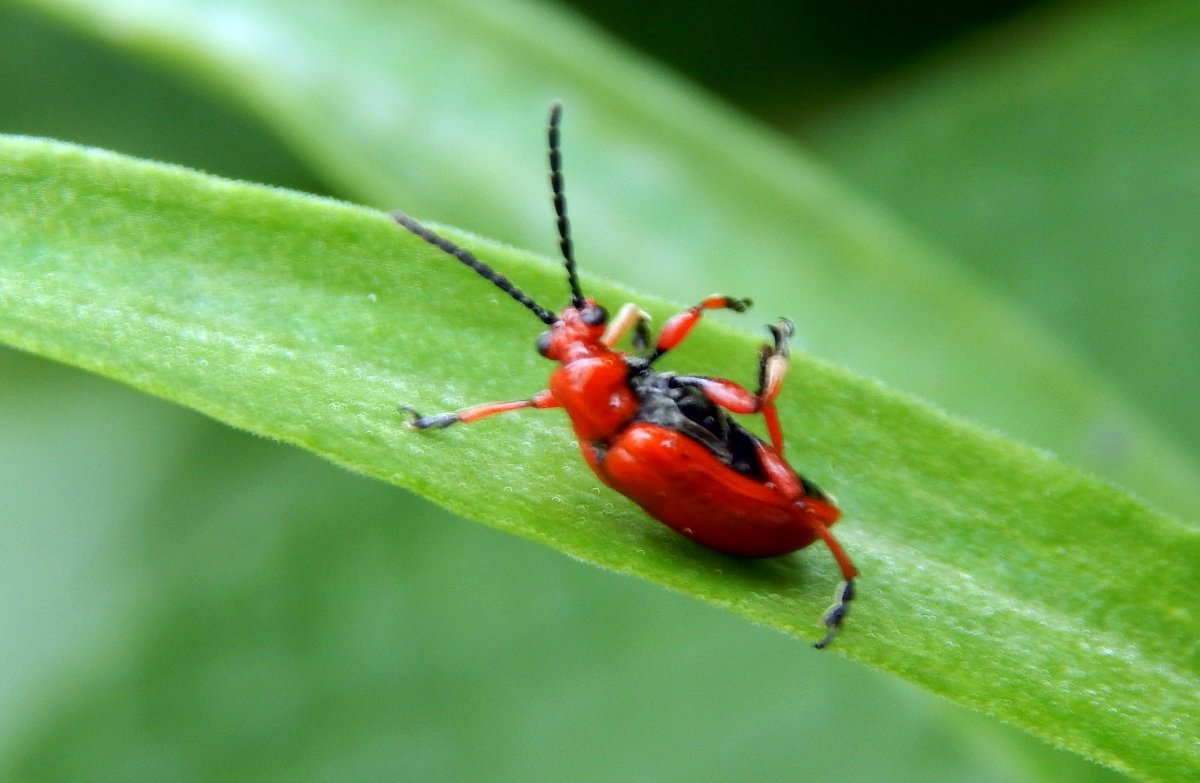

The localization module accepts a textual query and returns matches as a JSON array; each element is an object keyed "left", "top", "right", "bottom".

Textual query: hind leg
[{"left": 752, "top": 439, "right": 857, "bottom": 648}]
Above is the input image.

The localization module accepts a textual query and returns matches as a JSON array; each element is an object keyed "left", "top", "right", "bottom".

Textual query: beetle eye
[
  {"left": 535, "top": 331, "right": 552, "bottom": 357},
  {"left": 581, "top": 305, "right": 608, "bottom": 326}
]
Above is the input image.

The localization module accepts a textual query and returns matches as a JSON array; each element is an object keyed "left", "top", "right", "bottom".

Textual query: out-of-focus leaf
[{"left": 802, "top": 0, "right": 1200, "bottom": 476}]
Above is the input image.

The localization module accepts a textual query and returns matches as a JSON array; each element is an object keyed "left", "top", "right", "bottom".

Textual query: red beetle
[{"left": 396, "top": 103, "right": 857, "bottom": 647}]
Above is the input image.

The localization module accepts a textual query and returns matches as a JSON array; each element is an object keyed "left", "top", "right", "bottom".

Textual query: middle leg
[
  {"left": 674, "top": 318, "right": 795, "bottom": 454},
  {"left": 400, "top": 390, "right": 559, "bottom": 429}
]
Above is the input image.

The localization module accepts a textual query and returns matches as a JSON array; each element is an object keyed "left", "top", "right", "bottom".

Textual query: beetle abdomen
[{"left": 595, "top": 423, "right": 835, "bottom": 558}]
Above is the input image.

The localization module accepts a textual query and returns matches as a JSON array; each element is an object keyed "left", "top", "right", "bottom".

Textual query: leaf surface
[{"left": 2, "top": 138, "right": 1196, "bottom": 781}]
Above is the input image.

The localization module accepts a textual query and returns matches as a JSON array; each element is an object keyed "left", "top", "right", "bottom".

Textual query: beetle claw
[
  {"left": 814, "top": 579, "right": 855, "bottom": 649},
  {"left": 399, "top": 404, "right": 460, "bottom": 430},
  {"left": 767, "top": 318, "right": 794, "bottom": 357}
]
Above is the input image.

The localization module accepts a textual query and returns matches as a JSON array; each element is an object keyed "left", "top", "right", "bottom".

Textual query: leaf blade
[{"left": 2, "top": 137, "right": 1197, "bottom": 781}]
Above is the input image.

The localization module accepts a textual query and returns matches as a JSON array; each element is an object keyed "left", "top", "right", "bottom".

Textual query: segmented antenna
[
  {"left": 392, "top": 212, "right": 557, "bottom": 326},
  {"left": 548, "top": 102, "right": 585, "bottom": 307}
]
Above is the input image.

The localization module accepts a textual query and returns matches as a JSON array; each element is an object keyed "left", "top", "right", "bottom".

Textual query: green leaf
[
  {"left": 17, "top": 0, "right": 1200, "bottom": 526},
  {"left": 3, "top": 138, "right": 1197, "bottom": 782},
  {"left": 0, "top": 345, "right": 1103, "bottom": 783}
]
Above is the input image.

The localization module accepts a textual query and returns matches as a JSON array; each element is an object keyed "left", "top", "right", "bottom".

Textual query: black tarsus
[
  {"left": 755, "top": 318, "right": 794, "bottom": 398},
  {"left": 814, "top": 579, "right": 855, "bottom": 650},
  {"left": 632, "top": 318, "right": 652, "bottom": 357},
  {"left": 398, "top": 403, "right": 460, "bottom": 430},
  {"left": 392, "top": 212, "right": 557, "bottom": 326},
  {"left": 548, "top": 101, "right": 585, "bottom": 308}
]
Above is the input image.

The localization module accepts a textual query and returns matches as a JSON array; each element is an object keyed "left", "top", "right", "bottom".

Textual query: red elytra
[{"left": 396, "top": 103, "right": 857, "bottom": 648}]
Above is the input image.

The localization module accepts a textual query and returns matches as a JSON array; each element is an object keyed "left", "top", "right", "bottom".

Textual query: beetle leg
[
  {"left": 662, "top": 318, "right": 793, "bottom": 453},
  {"left": 753, "top": 439, "right": 857, "bottom": 648},
  {"left": 676, "top": 374, "right": 785, "bottom": 455},
  {"left": 815, "top": 580, "right": 855, "bottom": 650},
  {"left": 752, "top": 319, "right": 794, "bottom": 454},
  {"left": 601, "top": 302, "right": 652, "bottom": 355},
  {"left": 677, "top": 375, "right": 785, "bottom": 454},
  {"left": 632, "top": 319, "right": 652, "bottom": 356},
  {"left": 400, "top": 390, "right": 558, "bottom": 429},
  {"left": 676, "top": 376, "right": 758, "bottom": 412},
  {"left": 756, "top": 319, "right": 793, "bottom": 409},
  {"left": 647, "top": 294, "right": 751, "bottom": 364}
]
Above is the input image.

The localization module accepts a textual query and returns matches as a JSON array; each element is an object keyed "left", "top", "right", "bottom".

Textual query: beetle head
[{"left": 534, "top": 298, "right": 608, "bottom": 361}]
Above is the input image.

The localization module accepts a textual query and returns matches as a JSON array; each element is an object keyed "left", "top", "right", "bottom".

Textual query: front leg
[
  {"left": 601, "top": 302, "right": 652, "bottom": 355},
  {"left": 400, "top": 389, "right": 559, "bottom": 429}
]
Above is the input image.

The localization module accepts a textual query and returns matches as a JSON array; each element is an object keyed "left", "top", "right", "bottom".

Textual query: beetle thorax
[
  {"left": 538, "top": 304, "right": 635, "bottom": 443},
  {"left": 549, "top": 351, "right": 636, "bottom": 443}
]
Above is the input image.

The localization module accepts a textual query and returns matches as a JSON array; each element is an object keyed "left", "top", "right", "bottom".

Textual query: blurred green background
[{"left": 4, "top": 0, "right": 1195, "bottom": 780}]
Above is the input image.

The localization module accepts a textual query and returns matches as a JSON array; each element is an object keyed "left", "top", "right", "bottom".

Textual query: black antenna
[
  {"left": 548, "top": 102, "right": 585, "bottom": 307},
  {"left": 393, "top": 212, "right": 557, "bottom": 326}
]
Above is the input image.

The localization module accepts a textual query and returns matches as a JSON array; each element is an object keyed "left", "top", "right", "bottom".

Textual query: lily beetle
[{"left": 395, "top": 103, "right": 857, "bottom": 647}]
